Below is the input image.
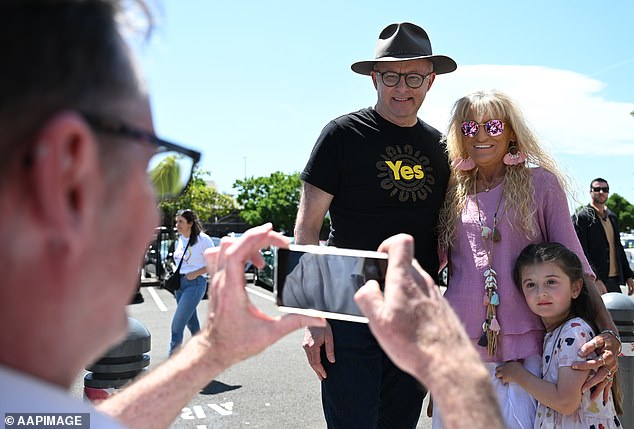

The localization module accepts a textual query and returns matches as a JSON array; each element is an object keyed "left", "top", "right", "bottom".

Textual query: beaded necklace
[{"left": 474, "top": 173, "right": 505, "bottom": 355}]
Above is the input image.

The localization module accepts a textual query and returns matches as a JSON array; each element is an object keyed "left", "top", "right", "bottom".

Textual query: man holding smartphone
[{"left": 295, "top": 22, "right": 455, "bottom": 428}]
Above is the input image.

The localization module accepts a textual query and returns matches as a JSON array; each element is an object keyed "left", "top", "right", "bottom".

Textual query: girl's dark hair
[
  {"left": 513, "top": 242, "right": 596, "bottom": 328},
  {"left": 176, "top": 209, "right": 203, "bottom": 246}
]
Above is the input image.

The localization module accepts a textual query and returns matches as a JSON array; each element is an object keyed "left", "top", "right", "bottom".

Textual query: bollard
[
  {"left": 84, "top": 317, "right": 151, "bottom": 402},
  {"left": 601, "top": 292, "right": 634, "bottom": 428}
]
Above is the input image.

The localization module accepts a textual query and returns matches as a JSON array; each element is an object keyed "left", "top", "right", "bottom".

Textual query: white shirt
[
  {"left": 0, "top": 365, "right": 126, "bottom": 429},
  {"left": 173, "top": 232, "right": 214, "bottom": 275}
]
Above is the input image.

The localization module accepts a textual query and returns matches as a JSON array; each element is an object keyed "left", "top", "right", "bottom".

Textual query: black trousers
[
  {"left": 605, "top": 276, "right": 623, "bottom": 293},
  {"left": 321, "top": 320, "right": 426, "bottom": 429}
]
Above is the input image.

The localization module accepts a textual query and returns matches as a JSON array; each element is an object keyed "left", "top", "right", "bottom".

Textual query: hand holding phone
[{"left": 275, "top": 245, "right": 388, "bottom": 323}]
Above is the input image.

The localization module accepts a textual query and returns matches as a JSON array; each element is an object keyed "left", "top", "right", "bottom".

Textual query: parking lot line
[
  {"left": 245, "top": 285, "right": 275, "bottom": 303},
  {"left": 147, "top": 286, "right": 168, "bottom": 311}
]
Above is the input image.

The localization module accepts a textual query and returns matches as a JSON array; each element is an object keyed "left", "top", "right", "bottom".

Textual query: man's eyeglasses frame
[
  {"left": 82, "top": 113, "right": 201, "bottom": 201},
  {"left": 374, "top": 71, "right": 431, "bottom": 89}
]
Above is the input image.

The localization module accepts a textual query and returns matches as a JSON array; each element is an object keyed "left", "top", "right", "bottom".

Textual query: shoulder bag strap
[{"left": 174, "top": 239, "right": 191, "bottom": 274}]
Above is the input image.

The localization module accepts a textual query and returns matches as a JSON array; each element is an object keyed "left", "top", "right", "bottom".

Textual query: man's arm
[
  {"left": 294, "top": 181, "right": 336, "bottom": 379},
  {"left": 572, "top": 210, "right": 591, "bottom": 257},
  {"left": 294, "top": 181, "right": 333, "bottom": 245},
  {"left": 97, "top": 224, "right": 325, "bottom": 429},
  {"left": 572, "top": 210, "right": 601, "bottom": 289},
  {"left": 572, "top": 209, "right": 607, "bottom": 293},
  {"left": 355, "top": 234, "right": 503, "bottom": 429},
  {"left": 613, "top": 214, "right": 634, "bottom": 289}
]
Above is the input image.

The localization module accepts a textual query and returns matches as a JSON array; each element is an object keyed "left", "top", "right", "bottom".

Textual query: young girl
[{"left": 495, "top": 242, "right": 622, "bottom": 428}]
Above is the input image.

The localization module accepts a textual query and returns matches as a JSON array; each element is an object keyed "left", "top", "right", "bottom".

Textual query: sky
[{"left": 133, "top": 0, "right": 634, "bottom": 208}]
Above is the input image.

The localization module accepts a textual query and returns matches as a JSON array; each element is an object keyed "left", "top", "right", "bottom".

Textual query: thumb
[{"left": 355, "top": 280, "right": 384, "bottom": 321}]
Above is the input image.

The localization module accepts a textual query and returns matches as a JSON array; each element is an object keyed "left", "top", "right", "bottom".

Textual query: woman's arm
[
  {"left": 538, "top": 173, "right": 618, "bottom": 397},
  {"left": 184, "top": 266, "right": 207, "bottom": 280},
  {"left": 573, "top": 283, "right": 620, "bottom": 400}
]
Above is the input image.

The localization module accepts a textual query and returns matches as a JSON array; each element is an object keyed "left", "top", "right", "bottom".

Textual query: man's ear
[
  {"left": 28, "top": 111, "right": 101, "bottom": 243},
  {"left": 426, "top": 73, "right": 436, "bottom": 91}
]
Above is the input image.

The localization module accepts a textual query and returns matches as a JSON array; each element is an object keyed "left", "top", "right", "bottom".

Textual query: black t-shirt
[{"left": 300, "top": 107, "right": 449, "bottom": 279}]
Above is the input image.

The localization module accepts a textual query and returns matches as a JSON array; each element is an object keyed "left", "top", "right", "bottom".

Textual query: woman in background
[{"left": 169, "top": 209, "right": 214, "bottom": 354}]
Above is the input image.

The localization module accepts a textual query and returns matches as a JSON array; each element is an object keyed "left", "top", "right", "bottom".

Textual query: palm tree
[{"left": 149, "top": 155, "right": 182, "bottom": 198}]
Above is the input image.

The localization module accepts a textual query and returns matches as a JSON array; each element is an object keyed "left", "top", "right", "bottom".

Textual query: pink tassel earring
[
  {"left": 452, "top": 156, "right": 475, "bottom": 171},
  {"left": 503, "top": 142, "right": 527, "bottom": 166}
]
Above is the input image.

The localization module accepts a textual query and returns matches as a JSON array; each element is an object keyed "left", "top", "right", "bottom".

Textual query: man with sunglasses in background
[
  {"left": 295, "top": 22, "right": 456, "bottom": 428},
  {"left": 0, "top": 3, "right": 507, "bottom": 429},
  {"left": 573, "top": 178, "right": 634, "bottom": 295}
]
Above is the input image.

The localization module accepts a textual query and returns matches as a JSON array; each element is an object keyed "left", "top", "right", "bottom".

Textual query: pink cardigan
[{"left": 444, "top": 167, "right": 594, "bottom": 362}]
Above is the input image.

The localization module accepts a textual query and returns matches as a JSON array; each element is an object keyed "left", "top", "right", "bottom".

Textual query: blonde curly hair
[{"left": 438, "top": 89, "right": 574, "bottom": 250}]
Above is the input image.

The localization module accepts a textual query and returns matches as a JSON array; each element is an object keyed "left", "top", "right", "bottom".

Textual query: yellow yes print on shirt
[{"left": 376, "top": 144, "right": 435, "bottom": 202}]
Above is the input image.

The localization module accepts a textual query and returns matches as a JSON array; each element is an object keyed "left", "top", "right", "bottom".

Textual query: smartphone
[{"left": 274, "top": 244, "right": 388, "bottom": 323}]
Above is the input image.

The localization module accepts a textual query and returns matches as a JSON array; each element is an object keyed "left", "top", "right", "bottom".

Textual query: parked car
[
  {"left": 621, "top": 233, "right": 634, "bottom": 272},
  {"left": 252, "top": 237, "right": 294, "bottom": 291},
  {"left": 223, "top": 232, "right": 258, "bottom": 273},
  {"left": 253, "top": 247, "right": 275, "bottom": 290}
]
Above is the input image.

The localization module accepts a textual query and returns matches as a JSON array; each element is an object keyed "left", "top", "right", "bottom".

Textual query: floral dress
[{"left": 536, "top": 317, "right": 621, "bottom": 428}]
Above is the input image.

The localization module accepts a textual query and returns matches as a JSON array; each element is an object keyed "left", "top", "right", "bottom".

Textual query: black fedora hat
[{"left": 351, "top": 22, "right": 457, "bottom": 76}]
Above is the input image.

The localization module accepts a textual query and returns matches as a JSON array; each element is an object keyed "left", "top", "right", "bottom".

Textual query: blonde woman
[{"left": 434, "top": 90, "right": 620, "bottom": 428}]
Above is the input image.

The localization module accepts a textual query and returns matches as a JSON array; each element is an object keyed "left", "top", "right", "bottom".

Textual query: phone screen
[{"left": 275, "top": 245, "right": 387, "bottom": 323}]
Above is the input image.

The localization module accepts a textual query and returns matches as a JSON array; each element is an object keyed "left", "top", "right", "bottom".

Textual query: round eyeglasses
[
  {"left": 460, "top": 119, "right": 505, "bottom": 138},
  {"left": 376, "top": 71, "right": 430, "bottom": 89},
  {"left": 82, "top": 113, "right": 201, "bottom": 201}
]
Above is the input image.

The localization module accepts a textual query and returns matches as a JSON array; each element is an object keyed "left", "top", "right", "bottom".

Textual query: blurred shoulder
[{"left": 199, "top": 232, "right": 214, "bottom": 246}]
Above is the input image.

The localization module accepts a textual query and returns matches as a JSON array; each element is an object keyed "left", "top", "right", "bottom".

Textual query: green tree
[
  {"left": 607, "top": 193, "right": 634, "bottom": 232},
  {"left": 158, "top": 168, "right": 237, "bottom": 226},
  {"left": 233, "top": 171, "right": 302, "bottom": 234}
]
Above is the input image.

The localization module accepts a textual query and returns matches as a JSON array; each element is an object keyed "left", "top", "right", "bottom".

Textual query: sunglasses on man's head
[
  {"left": 591, "top": 186, "right": 609, "bottom": 193},
  {"left": 460, "top": 119, "right": 505, "bottom": 138}
]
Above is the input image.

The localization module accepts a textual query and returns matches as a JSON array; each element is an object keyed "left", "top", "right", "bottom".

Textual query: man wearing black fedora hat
[{"left": 295, "top": 22, "right": 457, "bottom": 428}]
